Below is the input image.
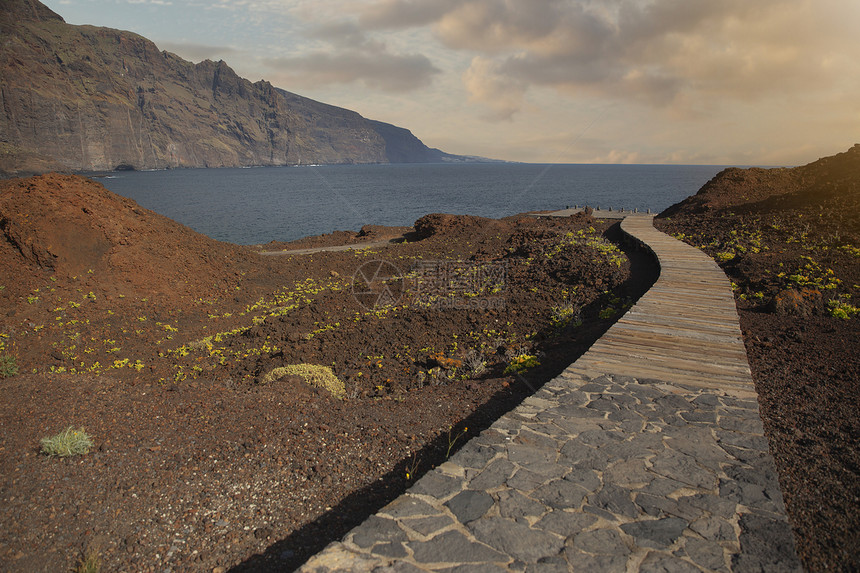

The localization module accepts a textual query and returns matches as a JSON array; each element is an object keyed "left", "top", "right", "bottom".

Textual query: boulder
[{"left": 769, "top": 288, "right": 822, "bottom": 316}]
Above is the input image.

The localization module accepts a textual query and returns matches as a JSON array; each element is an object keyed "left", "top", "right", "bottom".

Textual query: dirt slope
[{"left": 1, "top": 173, "right": 252, "bottom": 301}]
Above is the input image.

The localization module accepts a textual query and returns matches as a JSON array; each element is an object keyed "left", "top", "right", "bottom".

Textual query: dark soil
[
  {"left": 656, "top": 144, "right": 860, "bottom": 572},
  {"left": 0, "top": 174, "right": 655, "bottom": 572}
]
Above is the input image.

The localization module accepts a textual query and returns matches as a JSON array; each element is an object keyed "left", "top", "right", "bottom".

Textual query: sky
[{"left": 44, "top": 0, "right": 860, "bottom": 165}]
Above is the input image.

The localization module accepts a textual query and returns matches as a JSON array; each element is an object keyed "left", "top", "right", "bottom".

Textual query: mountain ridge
[{"left": 0, "top": 0, "right": 476, "bottom": 176}]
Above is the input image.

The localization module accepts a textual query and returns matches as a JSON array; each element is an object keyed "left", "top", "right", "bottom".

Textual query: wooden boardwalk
[{"left": 568, "top": 215, "right": 756, "bottom": 398}]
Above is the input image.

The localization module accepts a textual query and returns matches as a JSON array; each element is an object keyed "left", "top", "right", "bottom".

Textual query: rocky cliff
[
  {"left": 0, "top": 0, "right": 463, "bottom": 175},
  {"left": 367, "top": 120, "right": 461, "bottom": 164}
]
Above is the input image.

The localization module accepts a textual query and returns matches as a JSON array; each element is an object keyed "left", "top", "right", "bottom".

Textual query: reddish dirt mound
[
  {"left": 660, "top": 166, "right": 800, "bottom": 215},
  {"left": 662, "top": 144, "right": 860, "bottom": 220},
  {"left": 0, "top": 173, "right": 250, "bottom": 302},
  {"left": 656, "top": 144, "right": 860, "bottom": 572},
  {"left": 414, "top": 212, "right": 515, "bottom": 238}
]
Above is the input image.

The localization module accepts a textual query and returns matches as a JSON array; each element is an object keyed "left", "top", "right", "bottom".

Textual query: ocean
[{"left": 92, "top": 163, "right": 725, "bottom": 245}]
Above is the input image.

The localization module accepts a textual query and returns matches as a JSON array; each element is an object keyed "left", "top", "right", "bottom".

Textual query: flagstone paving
[{"left": 299, "top": 215, "right": 801, "bottom": 572}]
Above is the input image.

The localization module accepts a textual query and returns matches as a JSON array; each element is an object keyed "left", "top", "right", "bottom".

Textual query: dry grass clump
[
  {"left": 262, "top": 364, "right": 345, "bottom": 399},
  {"left": 0, "top": 338, "right": 19, "bottom": 378},
  {"left": 74, "top": 549, "right": 101, "bottom": 573},
  {"left": 0, "top": 354, "right": 17, "bottom": 378},
  {"left": 463, "top": 350, "right": 487, "bottom": 377},
  {"left": 40, "top": 427, "right": 94, "bottom": 457}
]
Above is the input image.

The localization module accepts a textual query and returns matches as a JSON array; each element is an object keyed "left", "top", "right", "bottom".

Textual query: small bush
[
  {"left": 40, "top": 427, "right": 94, "bottom": 457},
  {"left": 828, "top": 299, "right": 859, "bottom": 319},
  {"left": 464, "top": 350, "right": 486, "bottom": 377},
  {"left": 0, "top": 354, "right": 18, "bottom": 378},
  {"left": 599, "top": 306, "right": 618, "bottom": 319},
  {"left": 550, "top": 302, "right": 582, "bottom": 329},
  {"left": 75, "top": 549, "right": 101, "bottom": 573},
  {"left": 504, "top": 354, "right": 540, "bottom": 374},
  {"left": 262, "top": 364, "right": 345, "bottom": 398}
]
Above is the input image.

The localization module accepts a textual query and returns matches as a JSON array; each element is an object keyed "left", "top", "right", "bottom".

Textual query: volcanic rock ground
[
  {"left": 1, "top": 143, "right": 858, "bottom": 572},
  {"left": 1, "top": 174, "right": 652, "bottom": 572}
]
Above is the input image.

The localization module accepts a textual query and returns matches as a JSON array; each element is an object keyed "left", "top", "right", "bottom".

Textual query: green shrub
[
  {"left": 262, "top": 364, "right": 345, "bottom": 398},
  {"left": 827, "top": 299, "right": 859, "bottom": 319},
  {"left": 599, "top": 306, "right": 618, "bottom": 319},
  {"left": 550, "top": 303, "right": 582, "bottom": 329},
  {"left": 40, "top": 427, "right": 94, "bottom": 457},
  {"left": 504, "top": 354, "right": 540, "bottom": 374},
  {"left": 0, "top": 354, "right": 18, "bottom": 378}
]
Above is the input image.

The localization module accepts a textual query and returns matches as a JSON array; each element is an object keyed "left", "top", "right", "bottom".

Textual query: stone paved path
[{"left": 299, "top": 215, "right": 801, "bottom": 572}]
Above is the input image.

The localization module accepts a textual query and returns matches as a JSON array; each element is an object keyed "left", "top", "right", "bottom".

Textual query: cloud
[
  {"left": 264, "top": 50, "right": 439, "bottom": 92},
  {"left": 262, "top": 16, "right": 440, "bottom": 92},
  {"left": 435, "top": 0, "right": 577, "bottom": 53},
  {"left": 309, "top": 20, "right": 387, "bottom": 51},
  {"left": 158, "top": 42, "right": 237, "bottom": 63},
  {"left": 599, "top": 149, "right": 642, "bottom": 164},
  {"left": 357, "top": 0, "right": 459, "bottom": 28},
  {"left": 462, "top": 56, "right": 525, "bottom": 120},
  {"left": 351, "top": 0, "right": 860, "bottom": 116}
]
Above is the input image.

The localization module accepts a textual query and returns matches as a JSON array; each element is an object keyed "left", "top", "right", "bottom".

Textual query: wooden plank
[
  {"left": 582, "top": 344, "right": 752, "bottom": 377},
  {"left": 600, "top": 332, "right": 748, "bottom": 360},
  {"left": 611, "top": 321, "right": 744, "bottom": 344},
  {"left": 620, "top": 313, "right": 742, "bottom": 335},
  {"left": 569, "top": 361, "right": 753, "bottom": 389}
]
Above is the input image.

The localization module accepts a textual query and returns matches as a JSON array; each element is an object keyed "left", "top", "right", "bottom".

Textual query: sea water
[{"left": 92, "top": 163, "right": 725, "bottom": 245}]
